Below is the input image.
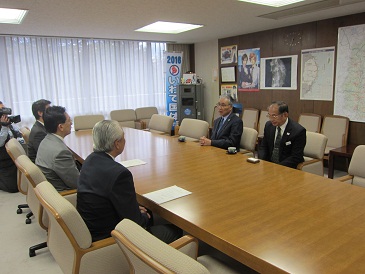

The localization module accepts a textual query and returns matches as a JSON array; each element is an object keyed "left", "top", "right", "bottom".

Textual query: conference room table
[{"left": 65, "top": 128, "right": 365, "bottom": 274}]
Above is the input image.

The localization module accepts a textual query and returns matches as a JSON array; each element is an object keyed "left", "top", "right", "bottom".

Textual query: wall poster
[
  {"left": 260, "top": 55, "right": 298, "bottom": 90},
  {"left": 221, "top": 45, "right": 237, "bottom": 64},
  {"left": 237, "top": 48, "right": 260, "bottom": 92}
]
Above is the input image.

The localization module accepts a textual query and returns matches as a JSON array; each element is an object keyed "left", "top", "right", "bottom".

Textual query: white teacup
[
  {"left": 178, "top": 136, "right": 186, "bottom": 142},
  {"left": 227, "top": 147, "right": 236, "bottom": 154}
]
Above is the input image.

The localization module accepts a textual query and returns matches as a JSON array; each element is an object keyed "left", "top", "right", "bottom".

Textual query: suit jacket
[
  {"left": 36, "top": 133, "right": 79, "bottom": 191},
  {"left": 211, "top": 113, "right": 243, "bottom": 150},
  {"left": 258, "top": 118, "right": 306, "bottom": 168},
  {"left": 28, "top": 121, "right": 47, "bottom": 162},
  {"left": 77, "top": 152, "right": 149, "bottom": 242}
]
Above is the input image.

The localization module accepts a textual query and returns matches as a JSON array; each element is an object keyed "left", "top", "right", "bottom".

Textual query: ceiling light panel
[
  {"left": 238, "top": 0, "right": 305, "bottom": 7},
  {"left": 136, "top": 21, "right": 203, "bottom": 34},
  {"left": 0, "top": 8, "right": 28, "bottom": 24}
]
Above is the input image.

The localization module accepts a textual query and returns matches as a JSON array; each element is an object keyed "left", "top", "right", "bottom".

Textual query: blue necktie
[{"left": 217, "top": 117, "right": 224, "bottom": 133}]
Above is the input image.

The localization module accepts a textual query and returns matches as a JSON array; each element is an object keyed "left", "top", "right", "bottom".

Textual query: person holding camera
[{"left": 0, "top": 101, "right": 20, "bottom": 193}]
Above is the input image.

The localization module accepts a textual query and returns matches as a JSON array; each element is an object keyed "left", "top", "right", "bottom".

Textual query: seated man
[
  {"left": 36, "top": 106, "right": 79, "bottom": 191},
  {"left": 27, "top": 99, "right": 51, "bottom": 162},
  {"left": 258, "top": 101, "right": 306, "bottom": 168},
  {"left": 0, "top": 101, "right": 20, "bottom": 193},
  {"left": 77, "top": 120, "right": 182, "bottom": 243},
  {"left": 200, "top": 95, "right": 243, "bottom": 150}
]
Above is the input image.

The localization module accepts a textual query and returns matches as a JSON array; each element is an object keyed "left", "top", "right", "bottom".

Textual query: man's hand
[
  {"left": 0, "top": 115, "right": 10, "bottom": 126},
  {"left": 199, "top": 136, "right": 211, "bottom": 146},
  {"left": 139, "top": 206, "right": 151, "bottom": 218}
]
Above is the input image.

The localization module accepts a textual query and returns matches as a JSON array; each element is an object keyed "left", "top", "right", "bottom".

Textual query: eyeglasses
[
  {"left": 216, "top": 103, "right": 231, "bottom": 108},
  {"left": 266, "top": 113, "right": 283, "bottom": 119}
]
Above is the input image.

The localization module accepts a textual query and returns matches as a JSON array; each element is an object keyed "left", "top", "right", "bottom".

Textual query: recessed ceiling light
[
  {"left": 136, "top": 21, "right": 203, "bottom": 34},
  {"left": 238, "top": 0, "right": 305, "bottom": 7},
  {"left": 0, "top": 8, "right": 28, "bottom": 24}
]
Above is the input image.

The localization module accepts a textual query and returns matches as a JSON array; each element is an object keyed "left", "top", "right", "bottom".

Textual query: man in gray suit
[
  {"left": 27, "top": 99, "right": 51, "bottom": 162},
  {"left": 36, "top": 106, "right": 79, "bottom": 191}
]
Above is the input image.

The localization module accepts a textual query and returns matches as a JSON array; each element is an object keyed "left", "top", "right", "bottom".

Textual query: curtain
[{"left": 0, "top": 36, "right": 167, "bottom": 129}]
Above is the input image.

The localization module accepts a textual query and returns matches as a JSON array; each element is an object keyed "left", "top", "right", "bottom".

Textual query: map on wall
[
  {"left": 334, "top": 24, "right": 365, "bottom": 122},
  {"left": 300, "top": 47, "right": 335, "bottom": 101}
]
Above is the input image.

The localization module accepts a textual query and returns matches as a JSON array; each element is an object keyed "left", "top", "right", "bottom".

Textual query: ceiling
[{"left": 1, "top": 0, "right": 365, "bottom": 44}]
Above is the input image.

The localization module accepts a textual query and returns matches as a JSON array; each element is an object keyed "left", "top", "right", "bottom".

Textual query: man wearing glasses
[
  {"left": 200, "top": 95, "right": 243, "bottom": 150},
  {"left": 258, "top": 101, "right": 306, "bottom": 168}
]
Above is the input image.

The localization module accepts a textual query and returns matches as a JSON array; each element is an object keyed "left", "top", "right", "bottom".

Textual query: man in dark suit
[
  {"left": 200, "top": 95, "right": 243, "bottom": 150},
  {"left": 36, "top": 106, "right": 79, "bottom": 191},
  {"left": 27, "top": 99, "right": 51, "bottom": 162},
  {"left": 258, "top": 101, "right": 306, "bottom": 168},
  {"left": 77, "top": 120, "right": 182, "bottom": 243}
]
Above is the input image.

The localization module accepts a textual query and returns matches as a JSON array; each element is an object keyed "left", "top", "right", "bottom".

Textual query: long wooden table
[{"left": 65, "top": 128, "right": 365, "bottom": 274}]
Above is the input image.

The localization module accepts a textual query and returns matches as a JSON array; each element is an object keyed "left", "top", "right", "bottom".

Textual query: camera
[{"left": 0, "top": 107, "right": 21, "bottom": 125}]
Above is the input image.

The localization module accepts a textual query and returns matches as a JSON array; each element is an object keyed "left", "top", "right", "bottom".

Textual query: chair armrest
[
  {"left": 297, "top": 159, "right": 321, "bottom": 170},
  {"left": 169, "top": 235, "right": 198, "bottom": 259},
  {"left": 135, "top": 120, "right": 147, "bottom": 130},
  {"left": 336, "top": 174, "right": 353, "bottom": 182},
  {"left": 88, "top": 237, "right": 116, "bottom": 251},
  {"left": 60, "top": 189, "right": 77, "bottom": 196}
]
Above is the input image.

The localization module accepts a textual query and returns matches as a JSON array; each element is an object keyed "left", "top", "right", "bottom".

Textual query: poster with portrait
[
  {"left": 221, "top": 84, "right": 238, "bottom": 101},
  {"left": 237, "top": 48, "right": 260, "bottom": 92},
  {"left": 260, "top": 55, "right": 298, "bottom": 90},
  {"left": 220, "top": 45, "right": 237, "bottom": 64}
]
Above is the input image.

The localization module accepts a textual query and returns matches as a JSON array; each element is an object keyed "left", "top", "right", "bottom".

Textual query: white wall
[{"left": 195, "top": 40, "right": 219, "bottom": 126}]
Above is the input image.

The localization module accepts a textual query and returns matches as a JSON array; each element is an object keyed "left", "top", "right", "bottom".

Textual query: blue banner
[{"left": 165, "top": 52, "right": 183, "bottom": 128}]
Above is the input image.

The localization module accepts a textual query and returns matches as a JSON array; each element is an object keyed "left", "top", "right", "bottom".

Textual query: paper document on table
[
  {"left": 120, "top": 159, "right": 146, "bottom": 168},
  {"left": 143, "top": 185, "right": 192, "bottom": 204}
]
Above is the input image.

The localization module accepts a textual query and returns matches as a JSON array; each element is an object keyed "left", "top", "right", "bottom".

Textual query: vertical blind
[{"left": 0, "top": 36, "right": 167, "bottom": 128}]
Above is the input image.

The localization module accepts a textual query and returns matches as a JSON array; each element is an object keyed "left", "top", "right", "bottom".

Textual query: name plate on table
[{"left": 143, "top": 185, "right": 192, "bottom": 204}]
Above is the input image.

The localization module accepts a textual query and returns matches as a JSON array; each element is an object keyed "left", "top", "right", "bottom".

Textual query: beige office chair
[
  {"left": 19, "top": 126, "right": 31, "bottom": 143},
  {"left": 74, "top": 114, "right": 104, "bottom": 131},
  {"left": 135, "top": 107, "right": 158, "bottom": 129},
  {"left": 34, "top": 181, "right": 127, "bottom": 274},
  {"left": 144, "top": 114, "right": 174, "bottom": 135},
  {"left": 211, "top": 105, "right": 221, "bottom": 127},
  {"left": 298, "top": 113, "right": 321, "bottom": 133},
  {"left": 242, "top": 108, "right": 259, "bottom": 130},
  {"left": 257, "top": 110, "right": 269, "bottom": 138},
  {"left": 111, "top": 219, "right": 240, "bottom": 274},
  {"left": 5, "top": 138, "right": 29, "bottom": 214},
  {"left": 321, "top": 115, "right": 349, "bottom": 160},
  {"left": 297, "top": 132, "right": 328, "bottom": 176},
  {"left": 337, "top": 145, "right": 365, "bottom": 187},
  {"left": 110, "top": 109, "right": 137, "bottom": 129},
  {"left": 178, "top": 118, "right": 210, "bottom": 142},
  {"left": 239, "top": 127, "right": 258, "bottom": 157}
]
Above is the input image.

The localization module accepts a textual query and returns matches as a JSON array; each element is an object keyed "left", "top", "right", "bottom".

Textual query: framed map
[
  {"left": 334, "top": 24, "right": 365, "bottom": 122},
  {"left": 300, "top": 47, "right": 335, "bottom": 101}
]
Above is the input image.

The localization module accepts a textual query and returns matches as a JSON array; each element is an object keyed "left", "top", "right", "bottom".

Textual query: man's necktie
[
  {"left": 217, "top": 117, "right": 224, "bottom": 133},
  {"left": 271, "top": 126, "right": 281, "bottom": 163}
]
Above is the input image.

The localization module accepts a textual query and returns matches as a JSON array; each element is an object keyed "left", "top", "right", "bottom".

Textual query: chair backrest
[
  {"left": 135, "top": 107, "right": 158, "bottom": 120},
  {"left": 5, "top": 138, "right": 26, "bottom": 161},
  {"left": 35, "top": 181, "right": 93, "bottom": 274},
  {"left": 298, "top": 113, "right": 321, "bottom": 133},
  {"left": 321, "top": 115, "right": 349, "bottom": 152},
  {"left": 5, "top": 138, "right": 28, "bottom": 194},
  {"left": 19, "top": 126, "right": 31, "bottom": 143},
  {"left": 348, "top": 145, "right": 365, "bottom": 187},
  {"left": 240, "top": 127, "right": 258, "bottom": 154},
  {"left": 178, "top": 119, "right": 210, "bottom": 141},
  {"left": 242, "top": 108, "right": 259, "bottom": 130},
  {"left": 111, "top": 219, "right": 210, "bottom": 274},
  {"left": 211, "top": 105, "right": 221, "bottom": 127},
  {"left": 148, "top": 114, "right": 174, "bottom": 134},
  {"left": 304, "top": 132, "right": 328, "bottom": 159},
  {"left": 110, "top": 109, "right": 137, "bottom": 128},
  {"left": 257, "top": 110, "right": 269, "bottom": 137},
  {"left": 74, "top": 114, "right": 104, "bottom": 131},
  {"left": 15, "top": 155, "right": 48, "bottom": 229}
]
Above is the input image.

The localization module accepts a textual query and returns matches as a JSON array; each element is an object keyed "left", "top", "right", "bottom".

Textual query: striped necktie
[{"left": 271, "top": 126, "right": 281, "bottom": 163}]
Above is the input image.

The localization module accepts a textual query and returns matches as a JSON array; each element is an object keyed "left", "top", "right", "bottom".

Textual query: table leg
[{"left": 328, "top": 152, "right": 334, "bottom": 179}]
